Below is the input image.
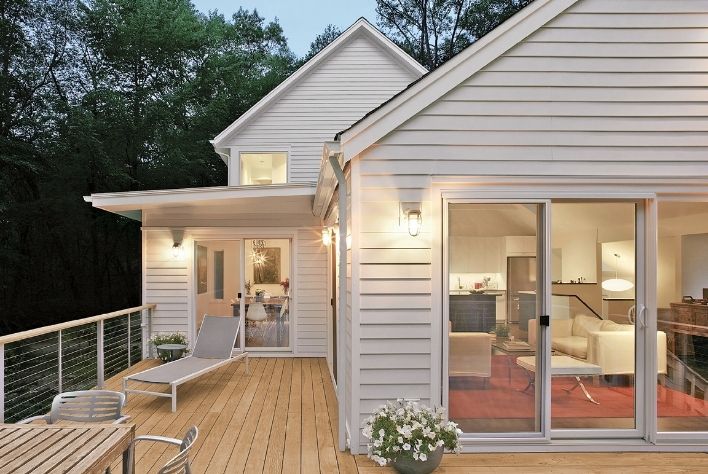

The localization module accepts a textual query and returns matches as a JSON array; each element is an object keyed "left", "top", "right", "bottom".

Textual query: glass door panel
[
  {"left": 242, "top": 238, "right": 291, "bottom": 350},
  {"left": 446, "top": 202, "right": 548, "bottom": 435},
  {"left": 550, "top": 202, "right": 638, "bottom": 432},
  {"left": 657, "top": 201, "right": 708, "bottom": 432}
]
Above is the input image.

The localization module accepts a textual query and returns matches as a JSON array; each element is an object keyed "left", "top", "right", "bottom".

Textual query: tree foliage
[
  {"left": 376, "top": 0, "right": 532, "bottom": 70},
  {"left": 305, "top": 24, "right": 342, "bottom": 61},
  {"left": 0, "top": 0, "right": 296, "bottom": 334}
]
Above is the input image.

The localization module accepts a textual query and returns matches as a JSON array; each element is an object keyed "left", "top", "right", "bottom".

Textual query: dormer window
[{"left": 240, "top": 152, "right": 287, "bottom": 185}]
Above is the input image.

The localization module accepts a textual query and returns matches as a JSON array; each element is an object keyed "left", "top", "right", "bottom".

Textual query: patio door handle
[{"left": 637, "top": 305, "right": 647, "bottom": 329}]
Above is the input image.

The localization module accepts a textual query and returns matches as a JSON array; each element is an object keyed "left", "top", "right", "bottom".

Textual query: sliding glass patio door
[{"left": 444, "top": 200, "right": 552, "bottom": 439}]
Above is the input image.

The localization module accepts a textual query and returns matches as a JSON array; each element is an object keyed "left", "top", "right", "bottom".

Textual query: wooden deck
[{"left": 106, "top": 357, "right": 708, "bottom": 473}]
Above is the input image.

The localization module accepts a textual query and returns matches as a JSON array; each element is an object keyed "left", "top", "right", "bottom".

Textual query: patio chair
[
  {"left": 130, "top": 425, "right": 198, "bottom": 474},
  {"left": 17, "top": 390, "right": 129, "bottom": 424},
  {"left": 123, "top": 316, "right": 248, "bottom": 412}
]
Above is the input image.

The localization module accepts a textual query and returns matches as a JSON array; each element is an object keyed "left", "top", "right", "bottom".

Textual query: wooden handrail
[{"left": 0, "top": 304, "right": 156, "bottom": 345}]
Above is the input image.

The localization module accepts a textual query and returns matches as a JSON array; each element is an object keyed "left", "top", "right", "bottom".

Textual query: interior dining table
[{"left": 0, "top": 423, "right": 135, "bottom": 473}]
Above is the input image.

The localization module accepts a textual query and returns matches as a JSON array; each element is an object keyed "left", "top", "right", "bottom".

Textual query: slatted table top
[{"left": 0, "top": 423, "right": 134, "bottom": 474}]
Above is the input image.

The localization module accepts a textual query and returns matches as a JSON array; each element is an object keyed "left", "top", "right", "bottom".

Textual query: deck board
[{"left": 107, "top": 357, "right": 708, "bottom": 473}]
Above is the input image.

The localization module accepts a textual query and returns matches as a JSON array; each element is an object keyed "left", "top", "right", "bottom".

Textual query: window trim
[{"left": 235, "top": 149, "right": 290, "bottom": 186}]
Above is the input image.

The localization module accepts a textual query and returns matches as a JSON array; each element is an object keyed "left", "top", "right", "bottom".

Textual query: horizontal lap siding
[
  {"left": 356, "top": 197, "right": 433, "bottom": 451},
  {"left": 224, "top": 35, "right": 418, "bottom": 183},
  {"left": 352, "top": 0, "right": 708, "bottom": 450},
  {"left": 295, "top": 228, "right": 328, "bottom": 355},
  {"left": 371, "top": 1, "right": 708, "bottom": 176},
  {"left": 144, "top": 230, "right": 189, "bottom": 335}
]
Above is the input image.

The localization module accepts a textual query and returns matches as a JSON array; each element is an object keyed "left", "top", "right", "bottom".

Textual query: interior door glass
[{"left": 447, "top": 203, "right": 542, "bottom": 434}]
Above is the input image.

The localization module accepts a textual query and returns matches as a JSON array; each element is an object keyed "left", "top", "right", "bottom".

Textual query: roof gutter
[{"left": 328, "top": 150, "right": 348, "bottom": 452}]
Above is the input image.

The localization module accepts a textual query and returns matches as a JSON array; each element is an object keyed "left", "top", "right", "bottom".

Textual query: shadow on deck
[{"left": 107, "top": 358, "right": 708, "bottom": 473}]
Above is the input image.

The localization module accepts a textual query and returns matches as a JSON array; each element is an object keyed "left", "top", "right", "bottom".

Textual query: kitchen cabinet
[
  {"left": 449, "top": 294, "right": 497, "bottom": 333},
  {"left": 449, "top": 237, "right": 501, "bottom": 273}
]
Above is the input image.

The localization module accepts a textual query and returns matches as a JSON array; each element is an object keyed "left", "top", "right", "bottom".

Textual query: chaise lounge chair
[{"left": 123, "top": 316, "right": 248, "bottom": 412}]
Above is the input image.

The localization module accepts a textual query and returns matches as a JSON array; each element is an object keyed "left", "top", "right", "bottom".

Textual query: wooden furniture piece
[
  {"left": 0, "top": 423, "right": 135, "bottom": 473},
  {"left": 517, "top": 355, "right": 602, "bottom": 404}
]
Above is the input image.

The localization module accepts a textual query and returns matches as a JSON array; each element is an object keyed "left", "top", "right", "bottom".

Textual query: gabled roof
[
  {"left": 336, "top": 0, "right": 580, "bottom": 161},
  {"left": 211, "top": 17, "right": 427, "bottom": 148}
]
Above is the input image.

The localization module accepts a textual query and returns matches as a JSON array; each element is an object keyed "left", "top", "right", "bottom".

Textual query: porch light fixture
[
  {"left": 400, "top": 202, "right": 423, "bottom": 237},
  {"left": 171, "top": 242, "right": 185, "bottom": 260},
  {"left": 602, "top": 253, "right": 634, "bottom": 292},
  {"left": 322, "top": 228, "right": 332, "bottom": 246}
]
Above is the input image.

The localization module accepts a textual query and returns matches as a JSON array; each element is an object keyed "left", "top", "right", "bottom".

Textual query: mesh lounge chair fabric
[{"left": 124, "top": 316, "right": 248, "bottom": 411}]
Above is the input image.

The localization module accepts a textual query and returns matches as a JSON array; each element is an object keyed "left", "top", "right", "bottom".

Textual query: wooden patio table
[{"left": 0, "top": 423, "right": 135, "bottom": 474}]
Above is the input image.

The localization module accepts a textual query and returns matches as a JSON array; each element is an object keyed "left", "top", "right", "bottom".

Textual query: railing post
[
  {"left": 0, "top": 343, "right": 4, "bottom": 423},
  {"left": 142, "top": 306, "right": 152, "bottom": 359},
  {"left": 57, "top": 330, "right": 63, "bottom": 394},
  {"left": 127, "top": 313, "right": 132, "bottom": 368},
  {"left": 97, "top": 320, "right": 104, "bottom": 389}
]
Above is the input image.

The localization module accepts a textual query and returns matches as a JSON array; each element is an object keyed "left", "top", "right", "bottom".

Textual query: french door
[{"left": 443, "top": 197, "right": 648, "bottom": 443}]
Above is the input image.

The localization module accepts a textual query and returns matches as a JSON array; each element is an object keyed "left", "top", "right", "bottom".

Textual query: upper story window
[{"left": 240, "top": 152, "right": 287, "bottom": 185}]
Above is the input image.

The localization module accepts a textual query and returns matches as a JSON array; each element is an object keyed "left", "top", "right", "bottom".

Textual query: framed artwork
[
  {"left": 197, "top": 245, "right": 207, "bottom": 294},
  {"left": 253, "top": 247, "right": 281, "bottom": 284}
]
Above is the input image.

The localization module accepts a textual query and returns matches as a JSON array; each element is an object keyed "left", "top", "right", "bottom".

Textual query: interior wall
[
  {"left": 195, "top": 240, "right": 241, "bottom": 330},
  {"left": 658, "top": 236, "right": 681, "bottom": 308},
  {"left": 245, "top": 238, "right": 291, "bottom": 296},
  {"left": 682, "top": 233, "right": 708, "bottom": 299}
]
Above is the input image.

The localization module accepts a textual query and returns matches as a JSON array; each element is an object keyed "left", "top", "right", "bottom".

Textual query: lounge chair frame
[{"left": 123, "top": 316, "right": 248, "bottom": 412}]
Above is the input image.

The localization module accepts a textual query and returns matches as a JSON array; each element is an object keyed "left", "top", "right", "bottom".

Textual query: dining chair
[
  {"left": 246, "top": 302, "right": 269, "bottom": 340},
  {"left": 130, "top": 425, "right": 198, "bottom": 473},
  {"left": 17, "top": 390, "right": 130, "bottom": 424}
]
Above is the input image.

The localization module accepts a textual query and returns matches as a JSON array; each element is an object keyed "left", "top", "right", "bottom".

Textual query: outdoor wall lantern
[
  {"left": 170, "top": 228, "right": 185, "bottom": 260},
  {"left": 322, "top": 228, "right": 332, "bottom": 246},
  {"left": 601, "top": 253, "right": 634, "bottom": 292},
  {"left": 400, "top": 202, "right": 422, "bottom": 237},
  {"left": 171, "top": 242, "right": 185, "bottom": 260}
]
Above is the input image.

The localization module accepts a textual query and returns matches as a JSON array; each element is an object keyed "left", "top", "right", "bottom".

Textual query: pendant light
[{"left": 602, "top": 253, "right": 634, "bottom": 292}]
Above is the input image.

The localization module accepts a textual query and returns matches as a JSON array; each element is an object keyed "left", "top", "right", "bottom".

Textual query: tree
[
  {"left": 305, "top": 24, "right": 341, "bottom": 60},
  {"left": 375, "top": 0, "right": 531, "bottom": 70}
]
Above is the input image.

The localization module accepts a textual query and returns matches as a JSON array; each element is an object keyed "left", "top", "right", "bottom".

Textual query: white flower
[
  {"left": 403, "top": 443, "right": 411, "bottom": 451},
  {"left": 373, "top": 439, "right": 382, "bottom": 447},
  {"left": 397, "top": 436, "right": 403, "bottom": 444},
  {"left": 420, "top": 453, "right": 427, "bottom": 462},
  {"left": 413, "top": 452, "right": 419, "bottom": 460}
]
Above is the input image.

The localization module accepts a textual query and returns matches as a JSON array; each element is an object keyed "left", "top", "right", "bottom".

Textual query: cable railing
[{"left": 0, "top": 304, "right": 155, "bottom": 423}]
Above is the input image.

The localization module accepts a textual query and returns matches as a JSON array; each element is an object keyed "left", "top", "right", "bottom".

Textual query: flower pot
[
  {"left": 156, "top": 344, "right": 186, "bottom": 363},
  {"left": 391, "top": 447, "right": 443, "bottom": 474}
]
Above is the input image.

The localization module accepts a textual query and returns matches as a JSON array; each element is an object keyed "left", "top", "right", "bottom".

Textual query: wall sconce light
[
  {"left": 322, "top": 228, "right": 332, "bottom": 246},
  {"left": 172, "top": 242, "right": 185, "bottom": 260},
  {"left": 601, "top": 253, "right": 634, "bottom": 292},
  {"left": 400, "top": 202, "right": 422, "bottom": 237}
]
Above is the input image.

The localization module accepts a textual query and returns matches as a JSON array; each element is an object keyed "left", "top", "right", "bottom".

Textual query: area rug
[{"left": 449, "top": 355, "right": 708, "bottom": 419}]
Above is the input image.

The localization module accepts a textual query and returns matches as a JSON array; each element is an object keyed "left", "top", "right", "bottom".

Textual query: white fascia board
[
  {"left": 90, "top": 184, "right": 316, "bottom": 211},
  {"left": 210, "top": 18, "right": 426, "bottom": 148},
  {"left": 338, "top": 0, "right": 579, "bottom": 161}
]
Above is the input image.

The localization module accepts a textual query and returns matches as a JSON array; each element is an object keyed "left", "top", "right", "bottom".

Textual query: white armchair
[
  {"left": 528, "top": 315, "right": 667, "bottom": 375},
  {"left": 449, "top": 332, "right": 493, "bottom": 383}
]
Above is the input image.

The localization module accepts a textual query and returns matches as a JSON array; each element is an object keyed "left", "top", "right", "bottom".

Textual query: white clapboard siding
[
  {"left": 295, "top": 228, "right": 329, "bottom": 355},
  {"left": 144, "top": 229, "right": 190, "bottom": 335},
  {"left": 143, "top": 227, "right": 329, "bottom": 356},
  {"left": 222, "top": 34, "right": 420, "bottom": 184},
  {"left": 351, "top": 0, "right": 708, "bottom": 451}
]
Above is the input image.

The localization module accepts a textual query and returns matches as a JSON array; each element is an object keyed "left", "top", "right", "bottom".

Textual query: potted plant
[
  {"left": 254, "top": 288, "right": 265, "bottom": 302},
  {"left": 362, "top": 399, "right": 462, "bottom": 474},
  {"left": 150, "top": 333, "right": 188, "bottom": 362},
  {"left": 493, "top": 323, "right": 509, "bottom": 340}
]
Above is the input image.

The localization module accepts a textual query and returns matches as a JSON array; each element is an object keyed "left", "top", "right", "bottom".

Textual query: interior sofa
[
  {"left": 449, "top": 332, "right": 493, "bottom": 383},
  {"left": 528, "top": 314, "right": 667, "bottom": 375}
]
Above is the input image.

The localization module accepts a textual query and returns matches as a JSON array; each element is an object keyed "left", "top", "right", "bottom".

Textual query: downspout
[{"left": 329, "top": 153, "right": 347, "bottom": 452}]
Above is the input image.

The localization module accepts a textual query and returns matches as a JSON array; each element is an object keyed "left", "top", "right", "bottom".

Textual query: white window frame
[{"left": 228, "top": 147, "right": 290, "bottom": 186}]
